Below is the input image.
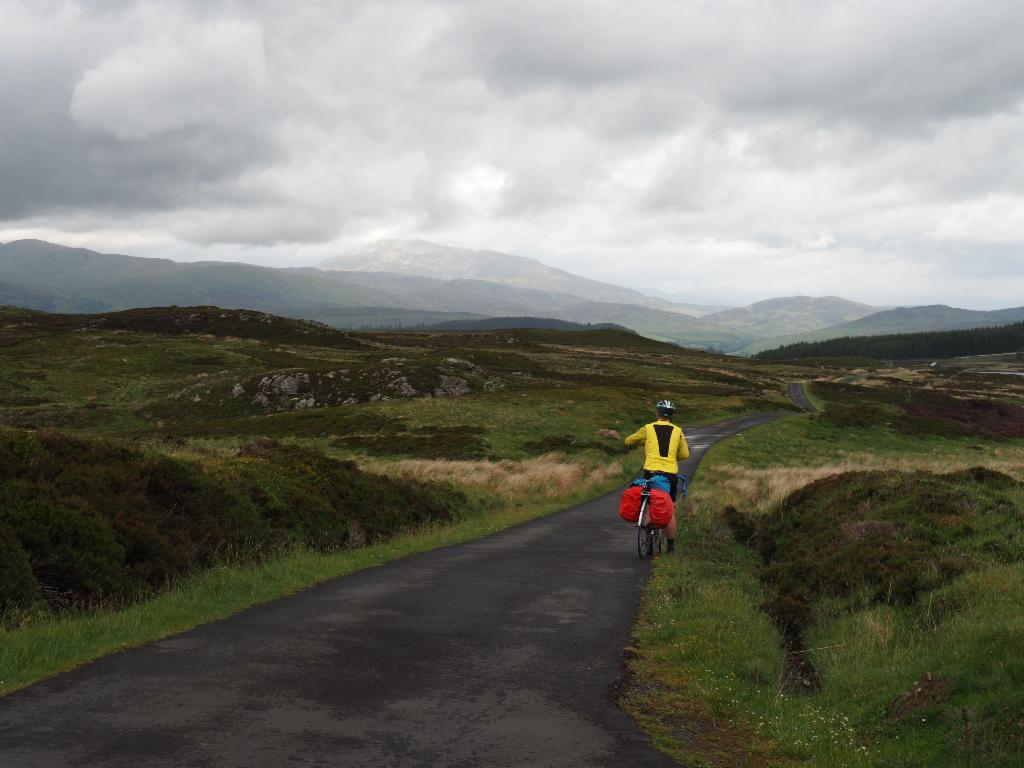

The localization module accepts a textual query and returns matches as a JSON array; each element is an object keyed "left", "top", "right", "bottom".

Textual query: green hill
[
  {"left": 754, "top": 321, "right": 1024, "bottom": 361},
  {"left": 704, "top": 295, "right": 880, "bottom": 338},
  {"left": 0, "top": 305, "right": 368, "bottom": 348},
  {"left": 739, "top": 304, "right": 1024, "bottom": 356},
  {"left": 426, "top": 317, "right": 631, "bottom": 332},
  {"left": 0, "top": 240, "right": 399, "bottom": 312},
  {"left": 0, "top": 240, "right": 758, "bottom": 350}
]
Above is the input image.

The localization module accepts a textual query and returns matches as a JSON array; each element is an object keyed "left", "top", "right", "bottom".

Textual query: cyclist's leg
[
  {"left": 666, "top": 511, "right": 677, "bottom": 541},
  {"left": 666, "top": 476, "right": 679, "bottom": 552}
]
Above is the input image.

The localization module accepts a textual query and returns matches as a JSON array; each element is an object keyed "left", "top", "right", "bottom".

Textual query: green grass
[
  {"left": 800, "top": 381, "right": 826, "bottom": 412},
  {"left": 627, "top": 381, "right": 1024, "bottom": 767}
]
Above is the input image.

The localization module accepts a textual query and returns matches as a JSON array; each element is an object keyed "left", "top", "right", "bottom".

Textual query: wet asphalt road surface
[
  {"left": 0, "top": 412, "right": 785, "bottom": 768},
  {"left": 787, "top": 382, "right": 817, "bottom": 412}
]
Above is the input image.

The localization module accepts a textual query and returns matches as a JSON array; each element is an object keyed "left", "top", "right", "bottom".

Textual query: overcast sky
[{"left": 2, "top": 0, "right": 1023, "bottom": 308}]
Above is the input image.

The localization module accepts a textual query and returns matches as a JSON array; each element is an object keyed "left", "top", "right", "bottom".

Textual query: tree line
[{"left": 754, "top": 322, "right": 1024, "bottom": 361}]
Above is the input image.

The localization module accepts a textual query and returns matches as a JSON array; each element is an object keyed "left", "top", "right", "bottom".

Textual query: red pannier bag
[
  {"left": 647, "top": 489, "right": 675, "bottom": 528},
  {"left": 619, "top": 485, "right": 642, "bottom": 522}
]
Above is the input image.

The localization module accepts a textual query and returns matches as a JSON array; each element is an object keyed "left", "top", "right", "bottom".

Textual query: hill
[
  {"left": 706, "top": 295, "right": 880, "bottom": 338},
  {"left": 0, "top": 240, "right": 762, "bottom": 349},
  {"left": 319, "top": 239, "right": 702, "bottom": 315},
  {"left": 754, "top": 321, "right": 1024, "bottom": 361},
  {"left": 10, "top": 239, "right": 985, "bottom": 353},
  {"left": 320, "top": 269, "right": 617, "bottom": 317},
  {"left": 0, "top": 240, "right": 399, "bottom": 312},
  {"left": 425, "top": 317, "right": 630, "bottom": 332},
  {"left": 0, "top": 305, "right": 368, "bottom": 349},
  {"left": 739, "top": 303, "right": 1024, "bottom": 355}
]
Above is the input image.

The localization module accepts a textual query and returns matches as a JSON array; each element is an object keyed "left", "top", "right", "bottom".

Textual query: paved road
[
  {"left": 788, "top": 382, "right": 817, "bottom": 412},
  {"left": 0, "top": 413, "right": 785, "bottom": 768}
]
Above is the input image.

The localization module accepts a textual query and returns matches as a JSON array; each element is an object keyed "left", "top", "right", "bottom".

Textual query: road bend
[
  {"left": 0, "top": 413, "right": 785, "bottom": 768},
  {"left": 787, "top": 382, "right": 817, "bottom": 413}
]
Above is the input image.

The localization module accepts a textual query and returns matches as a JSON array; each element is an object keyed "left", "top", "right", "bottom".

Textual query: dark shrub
[
  {"left": 945, "top": 466, "right": 1018, "bottom": 489},
  {"left": 720, "top": 505, "right": 755, "bottom": 544},
  {"left": 0, "top": 523, "right": 37, "bottom": 611},
  {"left": 1, "top": 500, "right": 125, "bottom": 601},
  {"left": 733, "top": 469, "right": 1022, "bottom": 642},
  {"left": 0, "top": 428, "right": 468, "bottom": 607}
]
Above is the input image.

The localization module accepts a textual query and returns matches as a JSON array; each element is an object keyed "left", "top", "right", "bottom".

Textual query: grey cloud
[
  {"left": 1, "top": 0, "right": 1023, "bottom": 308},
  {"left": 0, "top": 3, "right": 283, "bottom": 222},
  {"left": 433, "top": 0, "right": 1024, "bottom": 125}
]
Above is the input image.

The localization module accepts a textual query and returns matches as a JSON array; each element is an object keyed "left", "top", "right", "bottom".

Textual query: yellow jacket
[{"left": 624, "top": 420, "right": 689, "bottom": 473}]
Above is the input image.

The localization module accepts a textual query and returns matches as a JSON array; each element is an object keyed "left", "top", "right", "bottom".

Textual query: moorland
[
  {"left": 1, "top": 303, "right": 1022, "bottom": 767},
  {"left": 627, "top": 362, "right": 1024, "bottom": 767}
]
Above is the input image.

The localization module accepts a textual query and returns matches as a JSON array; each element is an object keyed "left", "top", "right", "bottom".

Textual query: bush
[
  {"left": 3, "top": 500, "right": 125, "bottom": 601},
  {"left": 722, "top": 468, "right": 1022, "bottom": 643},
  {"left": 0, "top": 523, "right": 37, "bottom": 611},
  {"left": 0, "top": 428, "right": 468, "bottom": 607}
]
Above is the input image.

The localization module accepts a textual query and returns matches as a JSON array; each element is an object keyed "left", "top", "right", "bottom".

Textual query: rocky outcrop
[{"left": 434, "top": 375, "right": 471, "bottom": 398}]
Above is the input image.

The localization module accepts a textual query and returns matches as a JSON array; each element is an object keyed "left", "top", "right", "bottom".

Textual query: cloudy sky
[{"left": 2, "top": 0, "right": 1023, "bottom": 308}]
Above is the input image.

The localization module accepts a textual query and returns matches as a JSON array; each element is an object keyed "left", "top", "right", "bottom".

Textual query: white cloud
[
  {"left": 70, "top": 17, "right": 269, "bottom": 140},
  {"left": 1, "top": 0, "right": 1024, "bottom": 308}
]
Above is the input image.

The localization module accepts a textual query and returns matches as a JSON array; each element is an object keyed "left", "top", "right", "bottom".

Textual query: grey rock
[
  {"left": 442, "top": 357, "right": 477, "bottom": 371},
  {"left": 434, "top": 375, "right": 471, "bottom": 398},
  {"left": 387, "top": 377, "right": 419, "bottom": 397}
]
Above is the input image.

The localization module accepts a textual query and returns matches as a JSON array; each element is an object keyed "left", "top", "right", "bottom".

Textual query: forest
[{"left": 754, "top": 321, "right": 1024, "bottom": 361}]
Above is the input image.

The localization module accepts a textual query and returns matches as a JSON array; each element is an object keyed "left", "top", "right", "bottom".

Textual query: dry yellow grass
[
  {"left": 691, "top": 449, "right": 1024, "bottom": 517},
  {"left": 369, "top": 454, "right": 623, "bottom": 500}
]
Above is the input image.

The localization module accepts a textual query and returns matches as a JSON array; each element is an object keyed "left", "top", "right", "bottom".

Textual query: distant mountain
[
  {"left": 0, "top": 279, "right": 108, "bottom": 313},
  {"left": 320, "top": 270, "right": 609, "bottom": 317},
  {"left": 426, "top": 317, "right": 632, "bottom": 332},
  {"left": 16, "top": 239, "right": 1004, "bottom": 356},
  {"left": 706, "top": 296, "right": 880, "bottom": 338},
  {"left": 319, "top": 239, "right": 704, "bottom": 316},
  {"left": 549, "top": 301, "right": 757, "bottom": 350},
  {"left": 0, "top": 239, "right": 399, "bottom": 312},
  {"left": 629, "top": 286, "right": 734, "bottom": 316},
  {"left": 316, "top": 270, "right": 767, "bottom": 346},
  {"left": 741, "top": 304, "right": 1024, "bottom": 356},
  {"left": 0, "top": 240, "right": 745, "bottom": 346}
]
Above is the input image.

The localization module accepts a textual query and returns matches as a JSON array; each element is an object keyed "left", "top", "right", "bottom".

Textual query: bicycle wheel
[{"left": 637, "top": 499, "right": 650, "bottom": 559}]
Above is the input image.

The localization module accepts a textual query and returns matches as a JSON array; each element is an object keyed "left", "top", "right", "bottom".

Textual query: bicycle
[
  {"left": 632, "top": 474, "right": 687, "bottom": 559},
  {"left": 635, "top": 479, "right": 662, "bottom": 559}
]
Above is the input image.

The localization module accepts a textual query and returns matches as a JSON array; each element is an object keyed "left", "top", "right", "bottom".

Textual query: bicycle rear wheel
[{"left": 637, "top": 499, "right": 650, "bottom": 559}]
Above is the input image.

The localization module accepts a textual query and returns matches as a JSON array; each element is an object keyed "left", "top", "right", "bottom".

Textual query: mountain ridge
[
  {"left": 740, "top": 304, "right": 1024, "bottom": 355},
  {"left": 319, "top": 239, "right": 710, "bottom": 316},
  {"left": 7, "top": 238, "right": 1019, "bottom": 355}
]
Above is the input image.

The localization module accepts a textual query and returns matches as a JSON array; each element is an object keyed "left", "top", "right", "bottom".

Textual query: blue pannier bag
[{"left": 632, "top": 475, "right": 672, "bottom": 495}]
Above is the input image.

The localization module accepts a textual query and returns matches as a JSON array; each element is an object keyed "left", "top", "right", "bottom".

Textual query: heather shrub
[
  {"left": 0, "top": 429, "right": 467, "bottom": 607},
  {"left": 0, "top": 523, "right": 37, "bottom": 611},
  {"left": 722, "top": 468, "right": 1022, "bottom": 643}
]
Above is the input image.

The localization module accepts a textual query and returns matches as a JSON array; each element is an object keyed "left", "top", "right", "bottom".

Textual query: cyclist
[{"left": 624, "top": 399, "right": 689, "bottom": 552}]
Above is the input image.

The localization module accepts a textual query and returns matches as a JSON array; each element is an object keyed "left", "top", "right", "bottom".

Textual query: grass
[
  {"left": 627, "top": 378, "right": 1024, "bottom": 767},
  {"left": 0, "top": 455, "right": 633, "bottom": 697}
]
